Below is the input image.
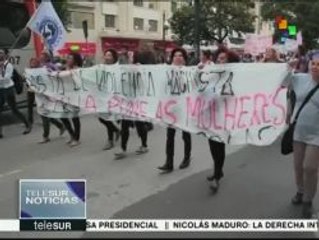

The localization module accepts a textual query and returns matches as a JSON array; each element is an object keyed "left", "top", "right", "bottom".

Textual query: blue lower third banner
[{"left": 19, "top": 179, "right": 86, "bottom": 231}]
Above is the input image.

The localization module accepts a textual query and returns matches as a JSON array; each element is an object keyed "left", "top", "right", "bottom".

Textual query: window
[
  {"left": 148, "top": 20, "right": 158, "bottom": 32},
  {"left": 149, "top": 2, "right": 155, "bottom": 9},
  {"left": 70, "top": 11, "right": 95, "bottom": 29},
  {"left": 133, "top": 18, "right": 144, "bottom": 30},
  {"left": 133, "top": 0, "right": 143, "bottom": 7},
  {"left": 0, "top": 2, "right": 31, "bottom": 48},
  {"left": 105, "top": 14, "right": 116, "bottom": 28}
]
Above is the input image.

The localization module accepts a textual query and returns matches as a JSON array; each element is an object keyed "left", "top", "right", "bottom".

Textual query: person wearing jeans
[{"left": 0, "top": 49, "right": 31, "bottom": 138}]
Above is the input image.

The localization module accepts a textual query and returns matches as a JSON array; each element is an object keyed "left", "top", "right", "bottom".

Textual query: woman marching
[
  {"left": 27, "top": 57, "right": 65, "bottom": 143},
  {"left": 114, "top": 42, "right": 155, "bottom": 159},
  {"left": 158, "top": 48, "right": 192, "bottom": 173},
  {"left": 285, "top": 50, "right": 319, "bottom": 218},
  {"left": 61, "top": 53, "right": 83, "bottom": 147},
  {"left": 99, "top": 49, "right": 120, "bottom": 150},
  {"left": 206, "top": 46, "right": 240, "bottom": 191}
]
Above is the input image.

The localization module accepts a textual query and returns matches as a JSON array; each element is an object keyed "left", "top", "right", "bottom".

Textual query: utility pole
[
  {"left": 162, "top": 11, "right": 166, "bottom": 42},
  {"left": 194, "top": 0, "right": 200, "bottom": 61}
]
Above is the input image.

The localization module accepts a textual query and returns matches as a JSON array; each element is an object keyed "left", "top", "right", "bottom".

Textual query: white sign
[
  {"left": 244, "top": 34, "right": 273, "bottom": 56},
  {"left": 284, "top": 39, "right": 298, "bottom": 52},
  {"left": 26, "top": 63, "right": 289, "bottom": 146}
]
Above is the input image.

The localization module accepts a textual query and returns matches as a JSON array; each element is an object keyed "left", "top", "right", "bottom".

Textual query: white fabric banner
[{"left": 26, "top": 63, "right": 289, "bottom": 146}]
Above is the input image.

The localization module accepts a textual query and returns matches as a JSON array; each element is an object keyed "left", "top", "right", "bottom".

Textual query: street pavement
[{"left": 0, "top": 111, "right": 318, "bottom": 238}]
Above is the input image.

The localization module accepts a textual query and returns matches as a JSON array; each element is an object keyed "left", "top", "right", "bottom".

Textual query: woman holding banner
[
  {"left": 285, "top": 51, "right": 319, "bottom": 218},
  {"left": 206, "top": 46, "right": 240, "bottom": 192},
  {"left": 60, "top": 53, "right": 82, "bottom": 147},
  {"left": 99, "top": 49, "right": 121, "bottom": 150},
  {"left": 28, "top": 57, "right": 65, "bottom": 144},
  {"left": 158, "top": 48, "right": 192, "bottom": 173},
  {"left": 261, "top": 48, "right": 283, "bottom": 63},
  {"left": 114, "top": 42, "right": 155, "bottom": 159}
]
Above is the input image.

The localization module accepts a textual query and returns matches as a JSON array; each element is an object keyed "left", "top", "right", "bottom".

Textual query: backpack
[{"left": 4, "top": 62, "right": 24, "bottom": 94}]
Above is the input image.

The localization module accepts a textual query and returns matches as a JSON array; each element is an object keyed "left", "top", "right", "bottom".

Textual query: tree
[
  {"left": 170, "top": 0, "right": 255, "bottom": 45},
  {"left": 261, "top": 1, "right": 319, "bottom": 49},
  {"left": 52, "top": 0, "right": 70, "bottom": 29}
]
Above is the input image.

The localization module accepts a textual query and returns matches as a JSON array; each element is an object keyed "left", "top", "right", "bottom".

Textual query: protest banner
[
  {"left": 284, "top": 39, "right": 298, "bottom": 52},
  {"left": 244, "top": 34, "right": 273, "bottom": 56},
  {"left": 26, "top": 63, "right": 289, "bottom": 146}
]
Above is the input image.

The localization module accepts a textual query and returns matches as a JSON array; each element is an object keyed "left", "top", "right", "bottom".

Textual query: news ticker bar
[{"left": 0, "top": 219, "right": 318, "bottom": 232}]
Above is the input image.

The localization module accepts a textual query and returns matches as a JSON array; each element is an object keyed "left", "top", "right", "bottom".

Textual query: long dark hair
[
  {"left": 169, "top": 47, "right": 188, "bottom": 65},
  {"left": 69, "top": 52, "right": 83, "bottom": 67},
  {"left": 213, "top": 46, "right": 240, "bottom": 63},
  {"left": 104, "top": 48, "right": 118, "bottom": 64}
]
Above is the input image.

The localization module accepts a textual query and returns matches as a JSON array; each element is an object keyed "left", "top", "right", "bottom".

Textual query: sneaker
[
  {"left": 302, "top": 201, "right": 313, "bottom": 219},
  {"left": 114, "top": 150, "right": 127, "bottom": 159},
  {"left": 69, "top": 140, "right": 81, "bottom": 147},
  {"left": 103, "top": 141, "right": 114, "bottom": 151},
  {"left": 291, "top": 192, "right": 303, "bottom": 205},
  {"left": 136, "top": 146, "right": 149, "bottom": 155}
]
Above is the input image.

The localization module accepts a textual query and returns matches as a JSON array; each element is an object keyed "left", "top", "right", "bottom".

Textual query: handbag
[{"left": 281, "top": 84, "right": 319, "bottom": 155}]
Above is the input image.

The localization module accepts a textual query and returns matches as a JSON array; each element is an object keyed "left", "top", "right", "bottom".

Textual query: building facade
[
  {"left": 60, "top": 0, "right": 176, "bottom": 62},
  {"left": 59, "top": 0, "right": 274, "bottom": 61}
]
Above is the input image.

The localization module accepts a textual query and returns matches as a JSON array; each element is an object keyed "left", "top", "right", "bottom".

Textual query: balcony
[{"left": 68, "top": 1, "right": 95, "bottom": 9}]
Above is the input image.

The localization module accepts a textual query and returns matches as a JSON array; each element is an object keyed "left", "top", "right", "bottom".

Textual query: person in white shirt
[
  {"left": 285, "top": 50, "right": 319, "bottom": 218},
  {"left": 0, "top": 49, "right": 30, "bottom": 138}
]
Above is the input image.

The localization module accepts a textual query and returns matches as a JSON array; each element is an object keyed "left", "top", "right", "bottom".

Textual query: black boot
[
  {"left": 291, "top": 192, "right": 303, "bottom": 205},
  {"left": 158, "top": 159, "right": 173, "bottom": 173},
  {"left": 179, "top": 157, "right": 191, "bottom": 169}
]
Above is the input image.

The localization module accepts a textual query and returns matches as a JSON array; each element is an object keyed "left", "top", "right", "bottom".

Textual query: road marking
[{"left": 2, "top": 169, "right": 22, "bottom": 177}]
